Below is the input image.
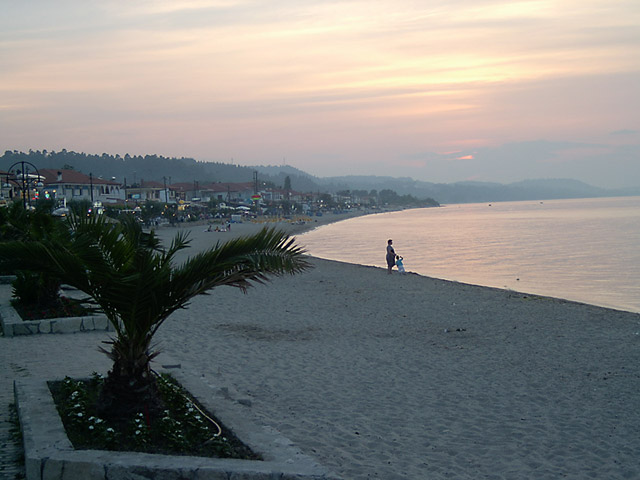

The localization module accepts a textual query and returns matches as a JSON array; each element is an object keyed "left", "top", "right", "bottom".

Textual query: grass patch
[{"left": 48, "top": 373, "right": 260, "bottom": 460}]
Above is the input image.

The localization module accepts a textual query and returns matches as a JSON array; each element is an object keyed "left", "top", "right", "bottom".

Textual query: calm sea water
[{"left": 298, "top": 196, "right": 640, "bottom": 313}]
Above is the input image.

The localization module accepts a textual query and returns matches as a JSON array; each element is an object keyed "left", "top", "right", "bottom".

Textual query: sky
[{"left": 1, "top": 0, "right": 639, "bottom": 189}]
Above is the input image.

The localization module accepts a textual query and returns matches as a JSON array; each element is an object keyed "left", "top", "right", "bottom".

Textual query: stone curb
[
  {"left": 14, "top": 369, "right": 341, "bottom": 480},
  {"left": 1, "top": 303, "right": 113, "bottom": 337},
  {"left": 0, "top": 282, "right": 113, "bottom": 337}
]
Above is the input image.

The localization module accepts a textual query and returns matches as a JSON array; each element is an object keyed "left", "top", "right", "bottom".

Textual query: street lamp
[
  {"left": 5, "top": 161, "right": 44, "bottom": 209},
  {"left": 89, "top": 172, "right": 94, "bottom": 204}
]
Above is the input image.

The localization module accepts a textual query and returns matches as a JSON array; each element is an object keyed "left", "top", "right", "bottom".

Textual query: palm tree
[{"left": 0, "top": 215, "right": 310, "bottom": 420}]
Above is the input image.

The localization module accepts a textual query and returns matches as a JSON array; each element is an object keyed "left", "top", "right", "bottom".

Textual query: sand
[{"left": 2, "top": 215, "right": 640, "bottom": 479}]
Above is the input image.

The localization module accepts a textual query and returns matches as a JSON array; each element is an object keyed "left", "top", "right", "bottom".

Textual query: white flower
[
  {"left": 135, "top": 430, "right": 141, "bottom": 435},
  {"left": 77, "top": 412, "right": 83, "bottom": 417},
  {"left": 88, "top": 426, "right": 94, "bottom": 430},
  {"left": 106, "top": 428, "right": 115, "bottom": 433}
]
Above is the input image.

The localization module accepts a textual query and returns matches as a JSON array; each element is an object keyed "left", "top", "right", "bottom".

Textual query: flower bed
[
  {"left": 12, "top": 296, "right": 90, "bottom": 321},
  {"left": 49, "top": 373, "right": 259, "bottom": 459}
]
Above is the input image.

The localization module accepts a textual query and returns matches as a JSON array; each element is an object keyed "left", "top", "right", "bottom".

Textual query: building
[
  {"left": 124, "top": 180, "right": 175, "bottom": 204},
  {"left": 170, "top": 182, "right": 255, "bottom": 205},
  {"left": 201, "top": 182, "right": 255, "bottom": 204},
  {"left": 39, "top": 169, "right": 123, "bottom": 204}
]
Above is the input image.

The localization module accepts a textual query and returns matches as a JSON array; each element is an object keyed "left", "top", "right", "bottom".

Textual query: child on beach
[{"left": 396, "top": 255, "right": 406, "bottom": 274}]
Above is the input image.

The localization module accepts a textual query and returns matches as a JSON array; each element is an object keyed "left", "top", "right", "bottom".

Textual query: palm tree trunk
[{"left": 97, "top": 341, "right": 164, "bottom": 423}]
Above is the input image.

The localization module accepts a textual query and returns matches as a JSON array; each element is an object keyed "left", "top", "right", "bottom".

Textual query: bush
[{"left": 11, "top": 271, "right": 60, "bottom": 308}]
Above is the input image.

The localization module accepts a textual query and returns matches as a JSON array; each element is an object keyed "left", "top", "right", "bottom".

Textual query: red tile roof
[{"left": 38, "top": 169, "right": 120, "bottom": 185}]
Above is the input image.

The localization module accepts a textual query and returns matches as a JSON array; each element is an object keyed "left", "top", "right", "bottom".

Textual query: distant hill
[
  {"left": 252, "top": 164, "right": 323, "bottom": 192},
  {"left": 318, "top": 175, "right": 639, "bottom": 204},
  {"left": 1, "top": 150, "right": 279, "bottom": 186},
  {"left": 2, "top": 150, "right": 638, "bottom": 204}
]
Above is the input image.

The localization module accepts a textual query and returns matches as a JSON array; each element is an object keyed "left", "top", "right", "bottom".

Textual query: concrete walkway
[
  {"left": 0, "top": 281, "right": 113, "bottom": 477},
  {"left": 0, "top": 332, "right": 113, "bottom": 478}
]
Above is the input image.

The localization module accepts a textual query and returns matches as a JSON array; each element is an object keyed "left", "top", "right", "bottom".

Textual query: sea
[{"left": 298, "top": 196, "right": 640, "bottom": 313}]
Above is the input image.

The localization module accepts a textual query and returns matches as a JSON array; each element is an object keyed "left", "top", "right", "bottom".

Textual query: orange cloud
[{"left": 456, "top": 155, "right": 475, "bottom": 160}]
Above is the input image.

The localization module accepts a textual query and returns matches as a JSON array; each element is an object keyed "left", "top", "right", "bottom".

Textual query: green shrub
[{"left": 11, "top": 271, "right": 60, "bottom": 308}]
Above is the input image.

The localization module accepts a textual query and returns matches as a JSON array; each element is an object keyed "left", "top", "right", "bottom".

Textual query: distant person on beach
[
  {"left": 386, "top": 239, "right": 396, "bottom": 274},
  {"left": 396, "top": 255, "right": 405, "bottom": 274}
]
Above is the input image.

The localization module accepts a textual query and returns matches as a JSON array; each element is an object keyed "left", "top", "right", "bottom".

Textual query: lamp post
[
  {"left": 163, "top": 176, "right": 169, "bottom": 205},
  {"left": 89, "top": 172, "right": 94, "bottom": 204},
  {"left": 5, "top": 161, "right": 44, "bottom": 209}
]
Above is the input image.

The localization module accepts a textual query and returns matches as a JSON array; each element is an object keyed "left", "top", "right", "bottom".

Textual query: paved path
[
  {"left": 0, "top": 298, "right": 113, "bottom": 478},
  {"left": 0, "top": 368, "right": 23, "bottom": 479}
]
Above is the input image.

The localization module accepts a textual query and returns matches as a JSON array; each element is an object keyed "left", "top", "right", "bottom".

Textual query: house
[
  {"left": 124, "top": 180, "right": 175, "bottom": 204},
  {"left": 169, "top": 182, "right": 201, "bottom": 203},
  {"left": 259, "top": 187, "right": 308, "bottom": 204},
  {"left": 201, "top": 182, "right": 255, "bottom": 204},
  {"left": 0, "top": 170, "right": 12, "bottom": 204},
  {"left": 170, "top": 182, "right": 255, "bottom": 205},
  {"left": 37, "top": 169, "right": 124, "bottom": 204}
]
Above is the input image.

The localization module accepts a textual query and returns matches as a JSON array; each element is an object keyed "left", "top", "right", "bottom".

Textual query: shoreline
[{"left": 156, "top": 209, "right": 638, "bottom": 315}]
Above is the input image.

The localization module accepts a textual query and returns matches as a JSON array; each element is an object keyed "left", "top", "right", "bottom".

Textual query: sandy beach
[{"left": 2, "top": 215, "right": 640, "bottom": 479}]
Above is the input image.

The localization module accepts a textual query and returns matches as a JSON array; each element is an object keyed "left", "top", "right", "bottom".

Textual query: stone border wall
[
  {"left": 1, "top": 304, "right": 112, "bottom": 337},
  {"left": 0, "top": 282, "right": 113, "bottom": 337}
]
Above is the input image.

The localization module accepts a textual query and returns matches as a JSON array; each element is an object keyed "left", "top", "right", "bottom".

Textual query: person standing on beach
[{"left": 386, "top": 239, "right": 396, "bottom": 274}]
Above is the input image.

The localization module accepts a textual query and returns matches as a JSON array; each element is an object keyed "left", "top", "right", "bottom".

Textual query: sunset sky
[{"left": 1, "top": 0, "right": 639, "bottom": 188}]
